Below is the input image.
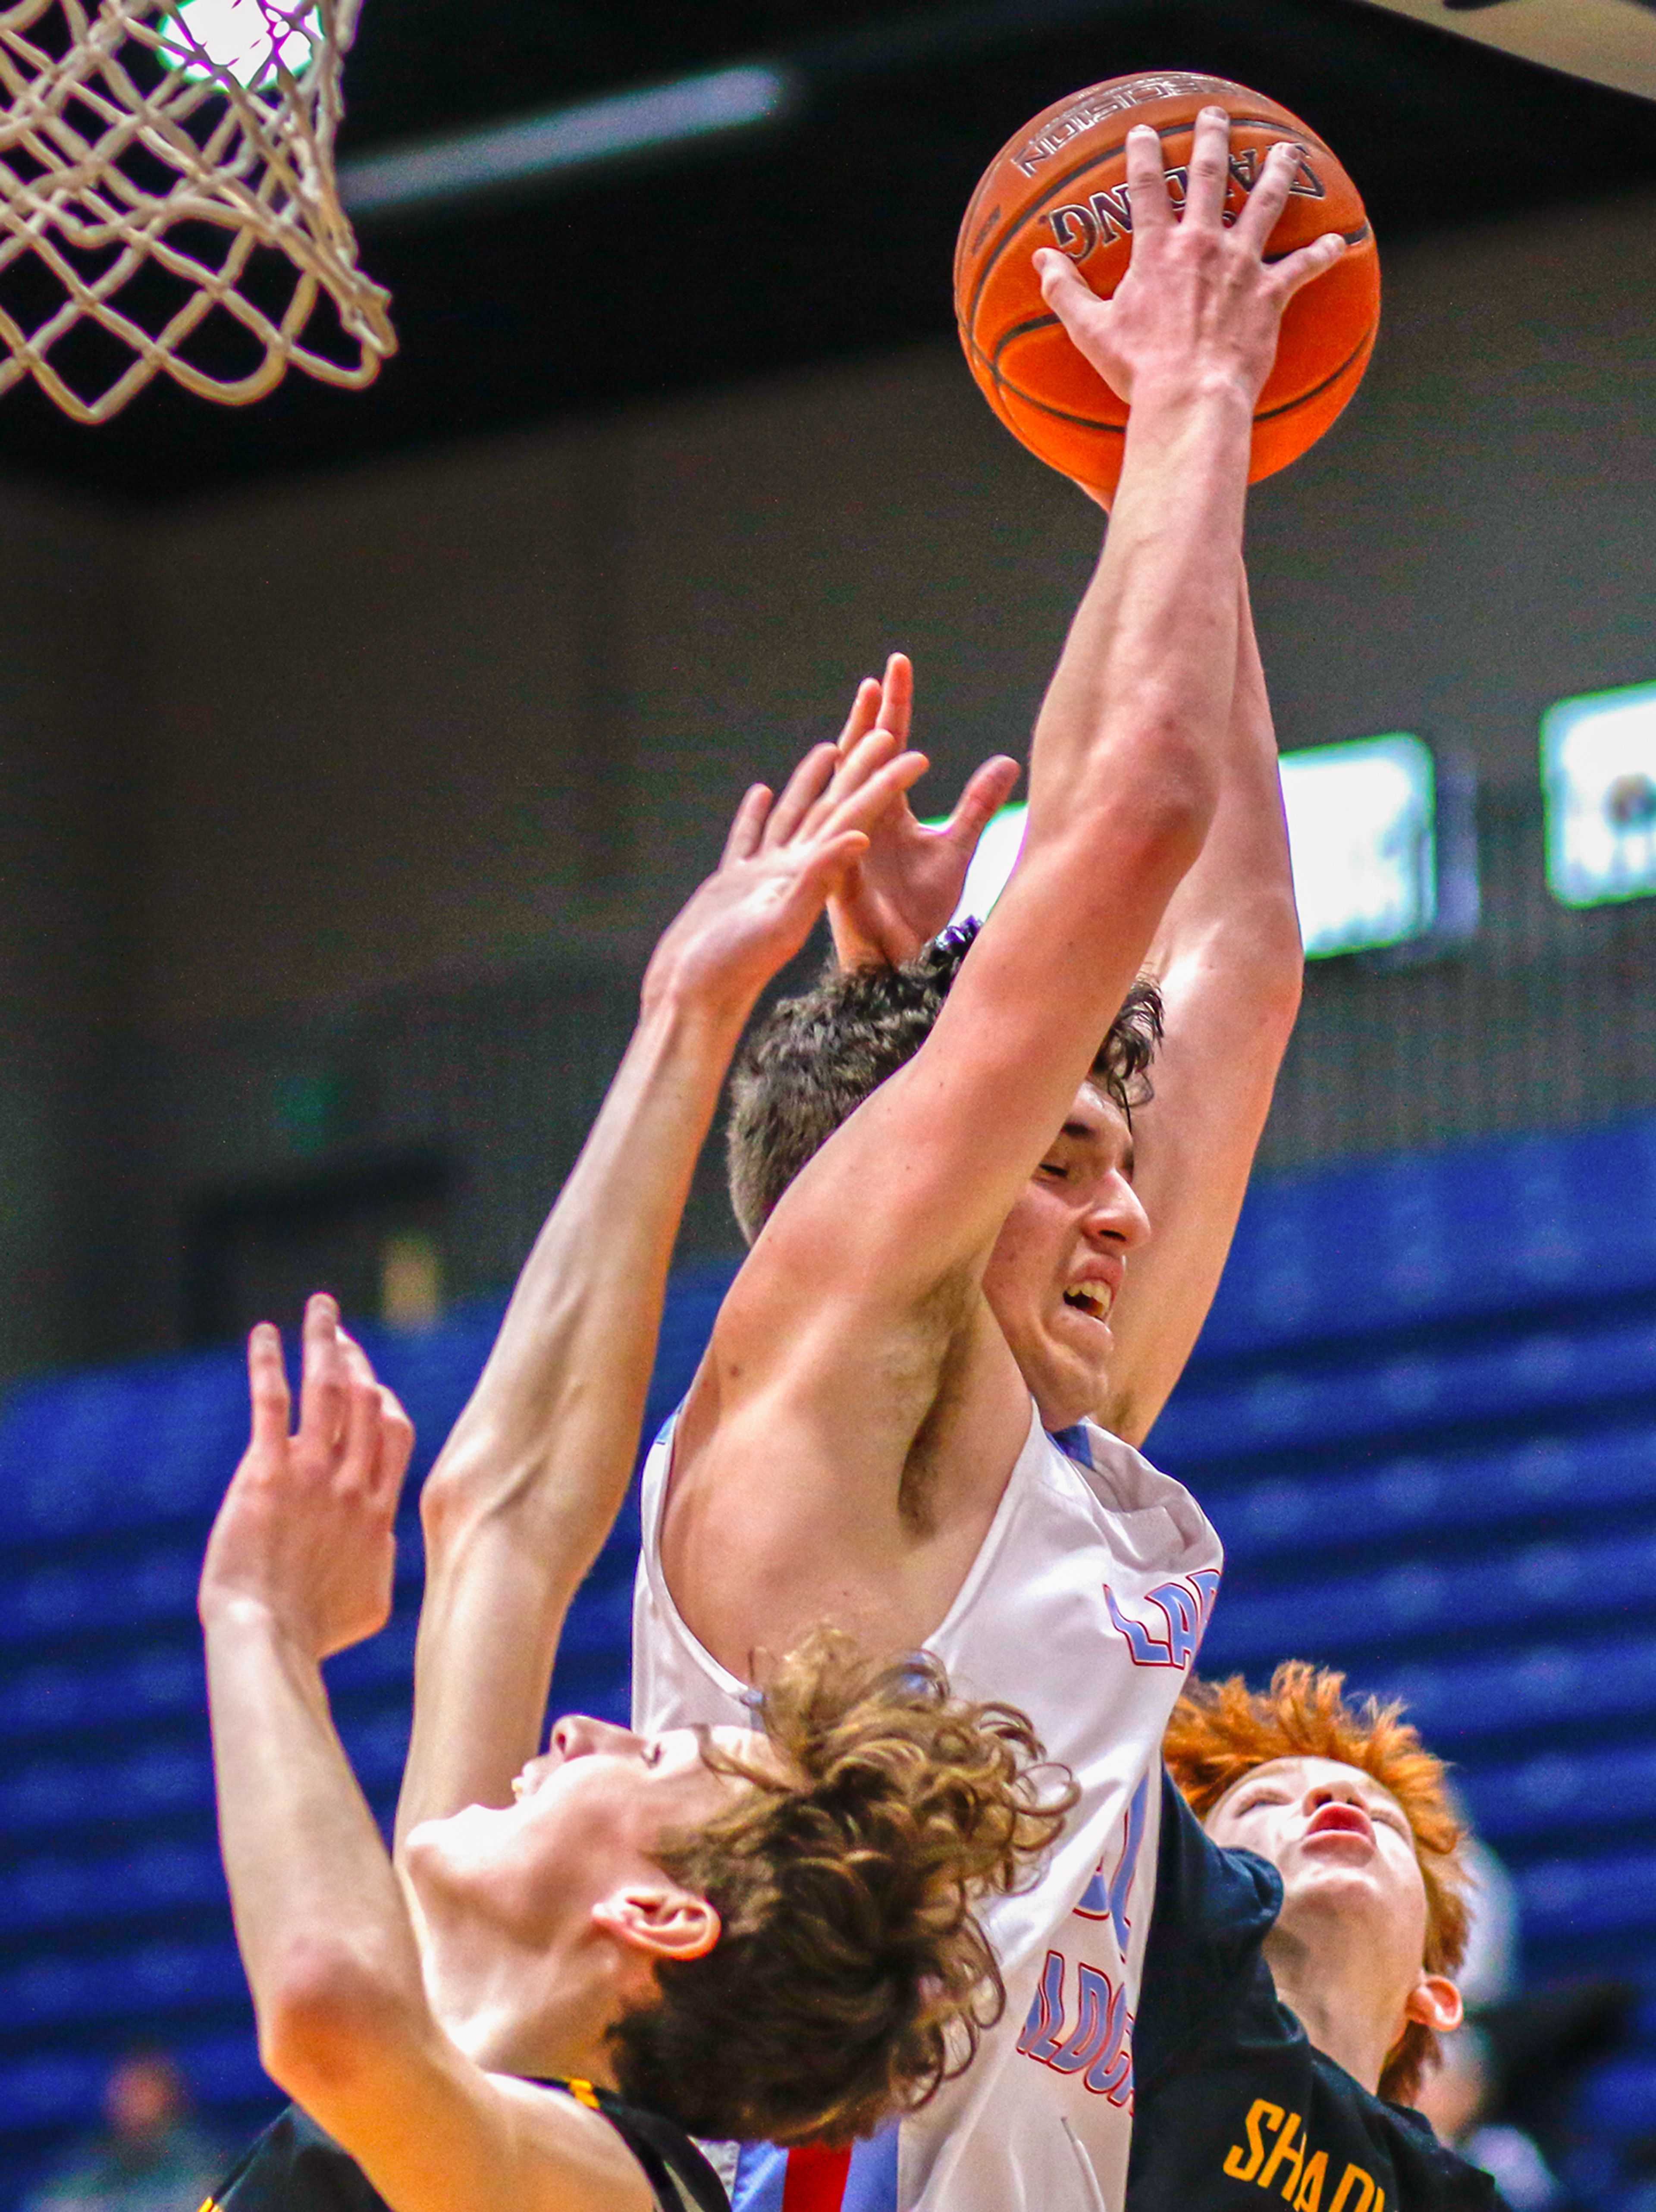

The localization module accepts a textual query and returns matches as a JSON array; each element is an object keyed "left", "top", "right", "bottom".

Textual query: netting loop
[{"left": 0, "top": 0, "right": 396, "bottom": 421}]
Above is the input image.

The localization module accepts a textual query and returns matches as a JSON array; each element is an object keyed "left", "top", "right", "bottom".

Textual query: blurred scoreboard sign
[
  {"left": 1542, "top": 680, "right": 1656, "bottom": 908},
  {"left": 941, "top": 730, "right": 1440, "bottom": 961},
  {"left": 1351, "top": 0, "right": 1656, "bottom": 104},
  {"left": 1279, "top": 734, "right": 1436, "bottom": 959}
]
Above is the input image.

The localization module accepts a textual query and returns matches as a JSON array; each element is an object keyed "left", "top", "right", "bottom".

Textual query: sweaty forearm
[
  {"left": 1145, "top": 565, "right": 1299, "bottom": 979},
  {"left": 205, "top": 1603, "right": 428, "bottom": 2069}
]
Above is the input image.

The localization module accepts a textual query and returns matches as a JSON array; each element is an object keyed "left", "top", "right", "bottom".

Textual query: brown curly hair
[
  {"left": 608, "top": 1635, "right": 1077, "bottom": 2144},
  {"left": 1163, "top": 1663, "right": 1469, "bottom": 2105},
  {"left": 727, "top": 920, "right": 1164, "bottom": 1243}
]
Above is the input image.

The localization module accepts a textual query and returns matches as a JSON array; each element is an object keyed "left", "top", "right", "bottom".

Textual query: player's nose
[
  {"left": 1085, "top": 1171, "right": 1151, "bottom": 1252},
  {"left": 549, "top": 1714, "right": 638, "bottom": 1761},
  {"left": 1305, "top": 1777, "right": 1368, "bottom": 1814}
]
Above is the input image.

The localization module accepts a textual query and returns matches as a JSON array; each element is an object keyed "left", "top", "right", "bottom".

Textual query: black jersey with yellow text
[
  {"left": 1129, "top": 1771, "right": 1504, "bottom": 2212},
  {"left": 202, "top": 2080, "right": 728, "bottom": 2212}
]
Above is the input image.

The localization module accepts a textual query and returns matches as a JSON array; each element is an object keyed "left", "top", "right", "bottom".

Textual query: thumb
[
  {"left": 944, "top": 756, "right": 1021, "bottom": 853},
  {"left": 800, "top": 828, "right": 871, "bottom": 902}
]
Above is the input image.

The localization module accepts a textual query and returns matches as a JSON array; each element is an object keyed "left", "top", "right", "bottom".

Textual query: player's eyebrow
[{"left": 1058, "top": 1120, "right": 1134, "bottom": 1180}]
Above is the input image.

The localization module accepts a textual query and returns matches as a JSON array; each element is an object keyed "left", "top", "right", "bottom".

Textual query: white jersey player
[{"left": 634, "top": 113, "right": 1340, "bottom": 2211}]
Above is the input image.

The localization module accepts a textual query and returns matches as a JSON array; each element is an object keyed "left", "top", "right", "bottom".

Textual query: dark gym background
[{"left": 5, "top": 0, "right": 1656, "bottom": 1380}]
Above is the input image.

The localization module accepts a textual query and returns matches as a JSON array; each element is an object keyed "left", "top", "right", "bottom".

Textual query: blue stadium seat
[
  {"left": 6, "top": 1121, "right": 1656, "bottom": 2206},
  {"left": 1367, "top": 1634, "right": 1656, "bottom": 1747},
  {"left": 1459, "top": 1744, "right": 1656, "bottom": 1845},
  {"left": 1152, "top": 1306, "right": 1656, "bottom": 1468},
  {"left": 1195, "top": 1112, "right": 1656, "bottom": 1357},
  {"left": 1202, "top": 1522, "right": 1656, "bottom": 1670},
  {"left": 1204, "top": 1418, "right": 1656, "bottom": 1568},
  {"left": 5, "top": 1837, "right": 226, "bottom": 1937},
  {"left": 0, "top": 1937, "right": 244, "bottom": 2030}
]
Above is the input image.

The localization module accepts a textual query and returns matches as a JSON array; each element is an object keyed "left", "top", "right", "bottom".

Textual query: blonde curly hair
[{"left": 1164, "top": 1662, "right": 1468, "bottom": 2105}]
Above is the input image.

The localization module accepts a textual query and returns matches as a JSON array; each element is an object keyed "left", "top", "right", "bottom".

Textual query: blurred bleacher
[{"left": 3, "top": 1115, "right": 1656, "bottom": 2205}]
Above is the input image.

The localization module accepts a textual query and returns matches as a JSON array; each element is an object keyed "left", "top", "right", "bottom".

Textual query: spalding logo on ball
[{"left": 955, "top": 72, "right": 1380, "bottom": 500}]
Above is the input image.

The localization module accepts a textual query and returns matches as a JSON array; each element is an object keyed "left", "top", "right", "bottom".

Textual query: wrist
[
  {"left": 201, "top": 1587, "right": 314, "bottom": 1660},
  {"left": 1126, "top": 369, "right": 1258, "bottom": 436},
  {"left": 635, "top": 964, "right": 754, "bottom": 1054}
]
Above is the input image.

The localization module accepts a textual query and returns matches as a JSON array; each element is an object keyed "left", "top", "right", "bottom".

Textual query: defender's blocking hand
[
  {"left": 641, "top": 720, "right": 931, "bottom": 1020},
  {"left": 199, "top": 1293, "right": 414, "bottom": 1660},
  {"left": 828, "top": 653, "right": 1021, "bottom": 971}
]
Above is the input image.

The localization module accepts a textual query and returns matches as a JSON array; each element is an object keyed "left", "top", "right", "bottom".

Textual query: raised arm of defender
[{"left": 397, "top": 725, "right": 933, "bottom": 1840}]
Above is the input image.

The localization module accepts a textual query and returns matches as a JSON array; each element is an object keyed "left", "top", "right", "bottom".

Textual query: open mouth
[
  {"left": 1305, "top": 1804, "right": 1374, "bottom": 1845},
  {"left": 1062, "top": 1283, "right": 1111, "bottom": 1323}
]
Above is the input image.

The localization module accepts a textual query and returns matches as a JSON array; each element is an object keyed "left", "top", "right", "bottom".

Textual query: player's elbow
[
  {"left": 257, "top": 1945, "right": 417, "bottom": 2110},
  {"left": 1106, "top": 709, "right": 1224, "bottom": 857},
  {"left": 1236, "top": 889, "right": 1306, "bottom": 1039},
  {"left": 1072, "top": 737, "right": 1217, "bottom": 889},
  {"left": 1235, "top": 889, "right": 1305, "bottom": 1025}
]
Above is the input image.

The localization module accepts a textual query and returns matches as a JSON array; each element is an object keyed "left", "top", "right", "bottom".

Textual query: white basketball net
[{"left": 0, "top": 0, "right": 395, "bottom": 422}]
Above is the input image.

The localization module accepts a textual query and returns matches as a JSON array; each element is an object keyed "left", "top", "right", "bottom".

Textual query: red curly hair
[{"left": 1163, "top": 1662, "right": 1468, "bottom": 2105}]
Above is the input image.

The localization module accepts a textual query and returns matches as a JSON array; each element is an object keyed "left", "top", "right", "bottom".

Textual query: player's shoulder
[
  {"left": 204, "top": 2089, "right": 724, "bottom": 2212},
  {"left": 1049, "top": 1418, "right": 1223, "bottom": 1563},
  {"left": 500, "top": 2078, "right": 730, "bottom": 2212},
  {"left": 1315, "top": 2059, "right": 1508, "bottom": 2211},
  {"left": 1134, "top": 1771, "right": 1285, "bottom": 2093}
]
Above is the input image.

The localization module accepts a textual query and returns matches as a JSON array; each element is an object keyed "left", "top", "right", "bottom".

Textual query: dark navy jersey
[
  {"left": 204, "top": 2082, "right": 729, "bottom": 2212},
  {"left": 1130, "top": 1771, "right": 1505, "bottom": 2212}
]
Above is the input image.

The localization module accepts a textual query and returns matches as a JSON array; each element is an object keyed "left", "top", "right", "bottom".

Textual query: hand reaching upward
[
  {"left": 200, "top": 1294, "right": 414, "bottom": 1662},
  {"left": 640, "top": 716, "right": 932, "bottom": 1023},
  {"left": 826, "top": 653, "right": 1021, "bottom": 970}
]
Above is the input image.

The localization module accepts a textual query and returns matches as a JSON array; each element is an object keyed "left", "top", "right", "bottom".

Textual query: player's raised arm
[
  {"left": 395, "top": 725, "right": 933, "bottom": 1842},
  {"left": 693, "top": 116, "right": 1342, "bottom": 1421},
  {"left": 1097, "top": 564, "right": 1304, "bottom": 1446},
  {"left": 200, "top": 1301, "right": 653, "bottom": 2212}
]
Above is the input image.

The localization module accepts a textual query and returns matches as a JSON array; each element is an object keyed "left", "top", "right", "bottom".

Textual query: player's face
[
  {"left": 404, "top": 1717, "right": 757, "bottom": 1945},
  {"left": 980, "top": 1081, "right": 1150, "bottom": 1430},
  {"left": 1204, "top": 1755, "right": 1430, "bottom": 1979}
]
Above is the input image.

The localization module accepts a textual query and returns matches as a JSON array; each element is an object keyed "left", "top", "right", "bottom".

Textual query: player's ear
[
  {"left": 1403, "top": 1974, "right": 1463, "bottom": 2034},
  {"left": 593, "top": 1885, "right": 720, "bottom": 1965}
]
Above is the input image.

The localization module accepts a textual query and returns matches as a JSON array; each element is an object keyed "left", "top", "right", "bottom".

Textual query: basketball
[{"left": 954, "top": 72, "right": 1380, "bottom": 501}]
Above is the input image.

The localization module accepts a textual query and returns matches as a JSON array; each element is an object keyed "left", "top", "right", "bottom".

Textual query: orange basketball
[{"left": 954, "top": 72, "right": 1380, "bottom": 501}]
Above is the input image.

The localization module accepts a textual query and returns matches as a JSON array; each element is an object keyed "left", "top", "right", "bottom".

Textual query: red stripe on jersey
[{"left": 780, "top": 2144, "right": 852, "bottom": 2211}]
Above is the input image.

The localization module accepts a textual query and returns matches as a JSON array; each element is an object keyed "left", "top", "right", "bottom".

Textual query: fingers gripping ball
[{"left": 954, "top": 72, "right": 1380, "bottom": 500}]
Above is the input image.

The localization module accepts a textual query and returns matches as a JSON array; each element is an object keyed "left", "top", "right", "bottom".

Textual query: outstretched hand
[
  {"left": 641, "top": 717, "right": 932, "bottom": 1020},
  {"left": 1033, "top": 108, "right": 1346, "bottom": 413},
  {"left": 200, "top": 1294, "right": 414, "bottom": 1661},
  {"left": 826, "top": 653, "right": 1020, "bottom": 970}
]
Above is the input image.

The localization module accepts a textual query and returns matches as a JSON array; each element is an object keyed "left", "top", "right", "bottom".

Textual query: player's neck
[
  {"left": 1261, "top": 1918, "right": 1400, "bottom": 2097},
  {"left": 420, "top": 1919, "right": 625, "bottom": 2091}
]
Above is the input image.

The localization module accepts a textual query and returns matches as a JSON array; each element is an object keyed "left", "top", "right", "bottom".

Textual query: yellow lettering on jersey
[
  {"left": 1224, "top": 2100, "right": 1284, "bottom": 2182},
  {"left": 1295, "top": 2150, "right": 1328, "bottom": 2212},
  {"left": 1258, "top": 2113, "right": 1305, "bottom": 2197},
  {"left": 1328, "top": 2165, "right": 1377, "bottom": 2212}
]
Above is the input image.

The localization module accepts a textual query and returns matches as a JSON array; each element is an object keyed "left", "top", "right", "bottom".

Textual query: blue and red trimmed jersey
[{"left": 634, "top": 1406, "right": 1222, "bottom": 2212}]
